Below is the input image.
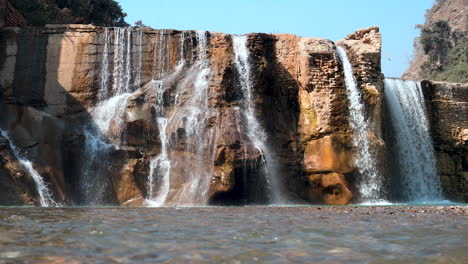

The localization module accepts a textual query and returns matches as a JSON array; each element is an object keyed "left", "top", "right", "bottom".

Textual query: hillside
[
  {"left": 403, "top": 0, "right": 467, "bottom": 82},
  {"left": 8, "top": 0, "right": 127, "bottom": 26}
]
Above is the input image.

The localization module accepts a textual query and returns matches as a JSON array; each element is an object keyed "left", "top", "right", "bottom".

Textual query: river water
[{"left": 0, "top": 206, "right": 466, "bottom": 263}]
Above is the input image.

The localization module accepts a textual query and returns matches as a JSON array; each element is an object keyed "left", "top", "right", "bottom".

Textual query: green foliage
[
  {"left": 10, "top": 0, "right": 128, "bottom": 26},
  {"left": 418, "top": 20, "right": 468, "bottom": 83}
]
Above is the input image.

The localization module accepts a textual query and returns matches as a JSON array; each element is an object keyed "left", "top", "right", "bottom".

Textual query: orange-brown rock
[
  {"left": 307, "top": 172, "right": 352, "bottom": 205},
  {"left": 304, "top": 135, "right": 354, "bottom": 175}
]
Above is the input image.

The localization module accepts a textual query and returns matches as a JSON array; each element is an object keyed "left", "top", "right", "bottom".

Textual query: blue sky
[{"left": 119, "top": 0, "right": 434, "bottom": 77}]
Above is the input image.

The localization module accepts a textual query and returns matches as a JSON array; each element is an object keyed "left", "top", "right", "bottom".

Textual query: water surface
[{"left": 0, "top": 206, "right": 466, "bottom": 263}]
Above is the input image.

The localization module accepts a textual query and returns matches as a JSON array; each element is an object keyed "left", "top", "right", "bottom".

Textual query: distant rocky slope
[{"left": 403, "top": 0, "right": 467, "bottom": 82}]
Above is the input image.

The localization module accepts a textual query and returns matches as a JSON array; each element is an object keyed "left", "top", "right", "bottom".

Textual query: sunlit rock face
[
  {"left": 422, "top": 81, "right": 468, "bottom": 202},
  {"left": 0, "top": 25, "right": 387, "bottom": 206}
]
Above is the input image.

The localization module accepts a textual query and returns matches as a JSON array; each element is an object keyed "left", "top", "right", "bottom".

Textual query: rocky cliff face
[
  {"left": 422, "top": 80, "right": 468, "bottom": 202},
  {"left": 0, "top": 25, "right": 384, "bottom": 206}
]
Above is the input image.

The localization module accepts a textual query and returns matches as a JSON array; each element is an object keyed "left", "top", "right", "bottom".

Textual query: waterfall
[
  {"left": 336, "top": 46, "right": 385, "bottom": 203},
  {"left": 153, "top": 30, "right": 218, "bottom": 206},
  {"left": 179, "top": 31, "right": 185, "bottom": 66},
  {"left": 112, "top": 28, "right": 125, "bottom": 95},
  {"left": 112, "top": 27, "right": 133, "bottom": 95},
  {"left": 99, "top": 28, "right": 110, "bottom": 101},
  {"left": 0, "top": 129, "right": 59, "bottom": 207},
  {"left": 134, "top": 29, "right": 143, "bottom": 89},
  {"left": 185, "top": 31, "right": 211, "bottom": 137},
  {"left": 384, "top": 78, "right": 443, "bottom": 202},
  {"left": 124, "top": 29, "right": 132, "bottom": 92},
  {"left": 81, "top": 27, "right": 134, "bottom": 205},
  {"left": 145, "top": 31, "right": 190, "bottom": 206},
  {"left": 232, "top": 35, "right": 282, "bottom": 203},
  {"left": 81, "top": 93, "right": 131, "bottom": 205},
  {"left": 179, "top": 30, "right": 218, "bottom": 204},
  {"left": 153, "top": 30, "right": 168, "bottom": 79},
  {"left": 145, "top": 80, "right": 171, "bottom": 206}
]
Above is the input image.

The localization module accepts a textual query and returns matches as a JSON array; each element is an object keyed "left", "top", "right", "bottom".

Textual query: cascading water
[
  {"left": 148, "top": 30, "right": 219, "bottom": 206},
  {"left": 154, "top": 30, "right": 167, "bottom": 79},
  {"left": 336, "top": 46, "right": 385, "bottom": 203},
  {"left": 81, "top": 93, "right": 131, "bottom": 205},
  {"left": 177, "top": 31, "right": 218, "bottom": 205},
  {"left": 145, "top": 31, "right": 189, "bottom": 206},
  {"left": 0, "top": 129, "right": 59, "bottom": 207},
  {"left": 232, "top": 35, "right": 282, "bottom": 203},
  {"left": 145, "top": 80, "right": 171, "bottom": 206},
  {"left": 147, "top": 118, "right": 170, "bottom": 205},
  {"left": 81, "top": 27, "right": 135, "bottom": 205},
  {"left": 112, "top": 28, "right": 126, "bottom": 95},
  {"left": 134, "top": 29, "right": 143, "bottom": 89},
  {"left": 143, "top": 30, "right": 173, "bottom": 206},
  {"left": 178, "top": 31, "right": 185, "bottom": 67},
  {"left": 99, "top": 28, "right": 110, "bottom": 101},
  {"left": 101, "top": 28, "right": 133, "bottom": 96},
  {"left": 384, "top": 78, "right": 443, "bottom": 202},
  {"left": 124, "top": 29, "right": 132, "bottom": 92}
]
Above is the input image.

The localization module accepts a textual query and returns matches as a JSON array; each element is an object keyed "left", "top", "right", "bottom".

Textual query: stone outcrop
[
  {"left": 422, "top": 80, "right": 468, "bottom": 202},
  {"left": 0, "top": 24, "right": 390, "bottom": 206}
]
